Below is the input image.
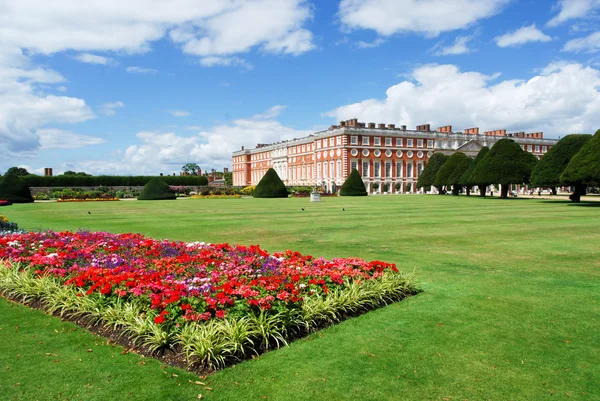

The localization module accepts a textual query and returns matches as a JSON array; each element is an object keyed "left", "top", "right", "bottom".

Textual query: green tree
[
  {"left": 417, "top": 153, "right": 448, "bottom": 194},
  {"left": 0, "top": 174, "right": 34, "bottom": 203},
  {"left": 340, "top": 169, "right": 368, "bottom": 196},
  {"left": 561, "top": 129, "right": 600, "bottom": 202},
  {"left": 461, "top": 147, "right": 490, "bottom": 197},
  {"left": 470, "top": 139, "right": 537, "bottom": 199},
  {"left": 254, "top": 168, "right": 288, "bottom": 198},
  {"left": 531, "top": 134, "right": 591, "bottom": 196},
  {"left": 181, "top": 163, "right": 200, "bottom": 175},
  {"left": 5, "top": 167, "right": 30, "bottom": 176},
  {"left": 138, "top": 177, "right": 176, "bottom": 200},
  {"left": 224, "top": 172, "right": 233, "bottom": 186},
  {"left": 447, "top": 154, "right": 472, "bottom": 196},
  {"left": 434, "top": 153, "right": 470, "bottom": 195}
]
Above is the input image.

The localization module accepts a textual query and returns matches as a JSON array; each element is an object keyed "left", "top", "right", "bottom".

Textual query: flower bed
[
  {"left": 191, "top": 194, "right": 242, "bottom": 199},
  {"left": 0, "top": 231, "right": 416, "bottom": 371},
  {"left": 56, "top": 198, "right": 120, "bottom": 202},
  {"left": 0, "top": 200, "right": 12, "bottom": 207}
]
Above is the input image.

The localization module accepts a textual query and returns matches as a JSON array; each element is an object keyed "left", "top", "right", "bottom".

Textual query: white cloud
[
  {"left": 170, "top": 110, "right": 191, "bottom": 117},
  {"left": 37, "top": 128, "right": 106, "bottom": 149},
  {"left": 126, "top": 66, "right": 158, "bottom": 74},
  {"left": 252, "top": 105, "right": 286, "bottom": 119},
  {"left": 0, "top": 46, "right": 95, "bottom": 157},
  {"left": 73, "top": 53, "right": 114, "bottom": 65},
  {"left": 548, "top": 0, "right": 600, "bottom": 26},
  {"left": 433, "top": 36, "right": 474, "bottom": 55},
  {"left": 325, "top": 63, "right": 600, "bottom": 138},
  {"left": 107, "top": 106, "right": 312, "bottom": 174},
  {"left": 495, "top": 24, "right": 552, "bottom": 47},
  {"left": 99, "top": 101, "right": 125, "bottom": 116},
  {"left": 199, "top": 56, "right": 252, "bottom": 69},
  {"left": 185, "top": 125, "right": 203, "bottom": 131},
  {"left": 357, "top": 38, "right": 386, "bottom": 48},
  {"left": 338, "top": 0, "right": 508, "bottom": 37},
  {"left": 563, "top": 31, "right": 600, "bottom": 52},
  {"left": 0, "top": 1, "right": 315, "bottom": 63},
  {"left": 56, "top": 86, "right": 68, "bottom": 92}
]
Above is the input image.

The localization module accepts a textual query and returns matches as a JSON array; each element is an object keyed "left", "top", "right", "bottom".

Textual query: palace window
[
  {"left": 542, "top": 146, "right": 547, "bottom": 153},
  {"left": 362, "top": 136, "right": 370, "bottom": 145},
  {"left": 407, "top": 139, "right": 413, "bottom": 147},
  {"left": 417, "top": 162, "right": 423, "bottom": 177},
  {"left": 396, "top": 138, "right": 403, "bottom": 146},
  {"left": 406, "top": 162, "right": 413, "bottom": 178},
  {"left": 374, "top": 137, "right": 381, "bottom": 146},
  {"left": 351, "top": 136, "right": 358, "bottom": 145},
  {"left": 535, "top": 145, "right": 540, "bottom": 152},
  {"left": 385, "top": 137, "right": 392, "bottom": 146},
  {"left": 362, "top": 161, "right": 369, "bottom": 177},
  {"left": 374, "top": 162, "right": 380, "bottom": 177},
  {"left": 330, "top": 138, "right": 335, "bottom": 147},
  {"left": 337, "top": 160, "right": 342, "bottom": 178},
  {"left": 351, "top": 160, "right": 358, "bottom": 172},
  {"left": 427, "top": 140, "right": 434, "bottom": 148},
  {"left": 323, "top": 162, "right": 328, "bottom": 178},
  {"left": 417, "top": 139, "right": 424, "bottom": 148},
  {"left": 396, "top": 161, "right": 403, "bottom": 178},
  {"left": 330, "top": 161, "right": 335, "bottom": 178},
  {"left": 385, "top": 162, "right": 392, "bottom": 178},
  {"left": 317, "top": 163, "right": 321, "bottom": 179}
]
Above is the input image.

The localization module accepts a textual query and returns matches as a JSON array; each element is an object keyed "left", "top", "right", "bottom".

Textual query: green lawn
[{"left": 1, "top": 196, "right": 599, "bottom": 400}]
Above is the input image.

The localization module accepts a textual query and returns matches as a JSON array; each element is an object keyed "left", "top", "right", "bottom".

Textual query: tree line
[{"left": 417, "top": 130, "right": 600, "bottom": 201}]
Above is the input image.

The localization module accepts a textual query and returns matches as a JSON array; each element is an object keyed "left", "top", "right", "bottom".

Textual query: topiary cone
[
  {"left": 138, "top": 177, "right": 177, "bottom": 200},
  {"left": 254, "top": 168, "right": 288, "bottom": 198},
  {"left": 0, "top": 174, "right": 34, "bottom": 203},
  {"left": 340, "top": 169, "right": 368, "bottom": 196}
]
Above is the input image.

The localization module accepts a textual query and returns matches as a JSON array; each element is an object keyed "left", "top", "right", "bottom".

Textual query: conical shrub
[
  {"left": 254, "top": 168, "right": 288, "bottom": 198},
  {"left": 137, "top": 177, "right": 176, "bottom": 200},
  {"left": 340, "top": 169, "right": 367, "bottom": 196},
  {"left": 0, "top": 174, "right": 34, "bottom": 203}
]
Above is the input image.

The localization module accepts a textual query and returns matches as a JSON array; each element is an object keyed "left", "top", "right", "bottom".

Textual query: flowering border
[{"left": 0, "top": 231, "right": 417, "bottom": 372}]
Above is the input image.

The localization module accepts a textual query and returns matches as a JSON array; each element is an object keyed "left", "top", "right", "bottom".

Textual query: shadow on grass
[{"left": 537, "top": 200, "right": 600, "bottom": 207}]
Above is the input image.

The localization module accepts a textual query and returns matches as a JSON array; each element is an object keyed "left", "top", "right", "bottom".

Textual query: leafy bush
[
  {"left": 383, "top": 183, "right": 390, "bottom": 192},
  {"left": 22, "top": 175, "right": 208, "bottom": 187},
  {"left": 340, "top": 169, "right": 368, "bottom": 196},
  {"left": 395, "top": 183, "right": 402, "bottom": 191},
  {"left": 0, "top": 174, "right": 34, "bottom": 203},
  {"left": 417, "top": 153, "right": 448, "bottom": 193},
  {"left": 254, "top": 169, "right": 288, "bottom": 198},
  {"left": 241, "top": 186, "right": 255, "bottom": 195},
  {"left": 434, "top": 152, "right": 470, "bottom": 195},
  {"left": 138, "top": 178, "right": 177, "bottom": 200}
]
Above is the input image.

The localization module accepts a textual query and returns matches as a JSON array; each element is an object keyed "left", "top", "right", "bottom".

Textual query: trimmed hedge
[
  {"left": 137, "top": 178, "right": 177, "bottom": 200},
  {"left": 22, "top": 175, "right": 208, "bottom": 187},
  {"left": 340, "top": 169, "right": 368, "bottom": 196},
  {"left": 0, "top": 174, "right": 34, "bottom": 203},
  {"left": 254, "top": 168, "right": 288, "bottom": 198}
]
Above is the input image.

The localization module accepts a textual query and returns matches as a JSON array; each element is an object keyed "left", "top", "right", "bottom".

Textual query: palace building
[{"left": 231, "top": 119, "right": 558, "bottom": 194}]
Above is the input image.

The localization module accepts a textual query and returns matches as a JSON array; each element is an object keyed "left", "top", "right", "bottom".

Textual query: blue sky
[{"left": 1, "top": 0, "right": 600, "bottom": 176}]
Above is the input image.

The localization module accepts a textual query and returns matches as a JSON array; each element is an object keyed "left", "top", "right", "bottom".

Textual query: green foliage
[
  {"left": 470, "top": 139, "right": 537, "bottom": 197},
  {"left": 181, "top": 163, "right": 200, "bottom": 175},
  {"left": 63, "top": 171, "right": 91, "bottom": 176},
  {"left": 137, "top": 177, "right": 177, "bottom": 200},
  {"left": 5, "top": 167, "right": 30, "bottom": 176},
  {"left": 21, "top": 175, "right": 208, "bottom": 187},
  {"left": 340, "top": 169, "right": 368, "bottom": 196},
  {"left": 434, "top": 153, "right": 469, "bottom": 188},
  {"left": 531, "top": 134, "right": 592, "bottom": 187},
  {"left": 561, "top": 129, "right": 600, "bottom": 185},
  {"left": 224, "top": 171, "right": 233, "bottom": 186},
  {"left": 253, "top": 168, "right": 288, "bottom": 198},
  {"left": 448, "top": 157, "right": 472, "bottom": 188},
  {"left": 461, "top": 147, "right": 489, "bottom": 186},
  {"left": 0, "top": 174, "right": 34, "bottom": 203},
  {"left": 417, "top": 153, "right": 448, "bottom": 189}
]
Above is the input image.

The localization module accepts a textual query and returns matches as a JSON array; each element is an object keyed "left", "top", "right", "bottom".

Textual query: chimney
[
  {"left": 401, "top": 125, "right": 407, "bottom": 131},
  {"left": 241, "top": 146, "right": 244, "bottom": 150},
  {"left": 224, "top": 167, "right": 229, "bottom": 173},
  {"left": 160, "top": 173, "right": 163, "bottom": 176},
  {"left": 197, "top": 168, "right": 202, "bottom": 176},
  {"left": 44, "top": 168, "right": 53, "bottom": 177},
  {"left": 388, "top": 124, "right": 395, "bottom": 129},
  {"left": 340, "top": 121, "right": 346, "bottom": 127},
  {"left": 368, "top": 122, "right": 376, "bottom": 129},
  {"left": 378, "top": 123, "right": 386, "bottom": 129}
]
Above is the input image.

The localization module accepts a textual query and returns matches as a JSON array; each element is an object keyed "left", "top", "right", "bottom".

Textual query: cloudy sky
[{"left": 2, "top": 0, "right": 600, "bottom": 176}]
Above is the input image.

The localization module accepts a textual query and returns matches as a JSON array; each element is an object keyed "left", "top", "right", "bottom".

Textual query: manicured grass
[{"left": 2, "top": 196, "right": 600, "bottom": 400}]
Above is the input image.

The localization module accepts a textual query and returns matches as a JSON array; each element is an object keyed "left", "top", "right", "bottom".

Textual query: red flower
[
  {"left": 216, "top": 310, "right": 225, "bottom": 319},
  {"left": 154, "top": 315, "right": 165, "bottom": 324}
]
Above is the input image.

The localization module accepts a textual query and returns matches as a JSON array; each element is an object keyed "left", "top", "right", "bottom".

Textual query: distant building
[{"left": 232, "top": 120, "right": 558, "bottom": 194}]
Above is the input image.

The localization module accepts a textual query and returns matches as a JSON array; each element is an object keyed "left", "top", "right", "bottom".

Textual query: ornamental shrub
[
  {"left": 137, "top": 177, "right": 177, "bottom": 200},
  {"left": 417, "top": 153, "right": 448, "bottom": 194},
  {"left": 434, "top": 152, "right": 470, "bottom": 195},
  {"left": 532, "top": 134, "right": 592, "bottom": 189},
  {"left": 461, "top": 146, "right": 490, "bottom": 196},
  {"left": 0, "top": 174, "right": 34, "bottom": 203},
  {"left": 253, "top": 168, "right": 288, "bottom": 198},
  {"left": 340, "top": 169, "right": 368, "bottom": 196}
]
